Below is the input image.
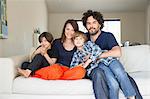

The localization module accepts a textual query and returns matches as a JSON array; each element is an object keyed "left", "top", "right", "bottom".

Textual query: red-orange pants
[{"left": 32, "top": 64, "right": 86, "bottom": 80}]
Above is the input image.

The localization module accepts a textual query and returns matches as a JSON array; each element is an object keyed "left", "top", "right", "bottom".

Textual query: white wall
[
  {"left": 48, "top": 13, "right": 82, "bottom": 39},
  {"left": 49, "top": 12, "right": 146, "bottom": 44},
  {"left": 104, "top": 12, "right": 146, "bottom": 44},
  {"left": 0, "top": 0, "right": 48, "bottom": 57},
  {"left": 146, "top": 2, "right": 150, "bottom": 44}
]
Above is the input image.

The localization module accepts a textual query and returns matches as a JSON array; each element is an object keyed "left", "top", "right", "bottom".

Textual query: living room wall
[
  {"left": 48, "top": 11, "right": 146, "bottom": 44},
  {"left": 146, "top": 2, "right": 150, "bottom": 44},
  {"left": 0, "top": 0, "right": 48, "bottom": 57}
]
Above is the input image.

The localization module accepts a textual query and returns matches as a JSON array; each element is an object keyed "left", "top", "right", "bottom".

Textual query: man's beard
[{"left": 88, "top": 28, "right": 99, "bottom": 36}]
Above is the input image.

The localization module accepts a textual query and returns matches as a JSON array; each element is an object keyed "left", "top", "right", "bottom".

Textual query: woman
[
  {"left": 52, "top": 19, "right": 78, "bottom": 66},
  {"left": 50, "top": 19, "right": 86, "bottom": 80}
]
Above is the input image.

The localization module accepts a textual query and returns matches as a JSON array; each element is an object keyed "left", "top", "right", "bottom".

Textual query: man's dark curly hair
[{"left": 82, "top": 10, "right": 104, "bottom": 30}]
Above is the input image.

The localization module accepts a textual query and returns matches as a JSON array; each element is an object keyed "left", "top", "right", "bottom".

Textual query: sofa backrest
[{"left": 120, "top": 45, "right": 150, "bottom": 73}]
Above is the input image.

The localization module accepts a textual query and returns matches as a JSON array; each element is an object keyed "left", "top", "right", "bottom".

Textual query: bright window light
[{"left": 102, "top": 19, "right": 121, "bottom": 45}]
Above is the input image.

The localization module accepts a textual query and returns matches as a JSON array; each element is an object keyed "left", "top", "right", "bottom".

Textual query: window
[
  {"left": 77, "top": 21, "right": 88, "bottom": 33},
  {"left": 102, "top": 19, "right": 121, "bottom": 45},
  {"left": 77, "top": 19, "right": 121, "bottom": 45}
]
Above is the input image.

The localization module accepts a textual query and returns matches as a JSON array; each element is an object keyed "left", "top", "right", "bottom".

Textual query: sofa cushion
[
  {"left": 129, "top": 71, "right": 150, "bottom": 96},
  {"left": 13, "top": 71, "right": 150, "bottom": 97},
  {"left": 12, "top": 77, "right": 93, "bottom": 95},
  {"left": 120, "top": 45, "right": 150, "bottom": 72}
]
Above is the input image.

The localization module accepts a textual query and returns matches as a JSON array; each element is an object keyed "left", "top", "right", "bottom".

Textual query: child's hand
[
  {"left": 82, "top": 59, "right": 92, "bottom": 68},
  {"left": 78, "top": 63, "right": 84, "bottom": 67},
  {"left": 34, "top": 47, "right": 42, "bottom": 55},
  {"left": 40, "top": 47, "right": 47, "bottom": 55},
  {"left": 83, "top": 54, "right": 91, "bottom": 62},
  {"left": 71, "top": 63, "right": 84, "bottom": 69}
]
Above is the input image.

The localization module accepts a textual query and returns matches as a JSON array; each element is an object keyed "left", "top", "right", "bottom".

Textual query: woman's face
[
  {"left": 40, "top": 37, "right": 51, "bottom": 48},
  {"left": 64, "top": 23, "right": 75, "bottom": 39}
]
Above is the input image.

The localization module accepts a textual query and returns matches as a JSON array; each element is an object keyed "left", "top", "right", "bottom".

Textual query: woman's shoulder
[
  {"left": 52, "top": 38, "right": 64, "bottom": 50},
  {"left": 53, "top": 38, "right": 62, "bottom": 45},
  {"left": 53, "top": 38, "right": 61, "bottom": 42}
]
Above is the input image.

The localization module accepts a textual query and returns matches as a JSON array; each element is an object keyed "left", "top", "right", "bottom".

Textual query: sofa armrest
[{"left": 0, "top": 55, "right": 29, "bottom": 94}]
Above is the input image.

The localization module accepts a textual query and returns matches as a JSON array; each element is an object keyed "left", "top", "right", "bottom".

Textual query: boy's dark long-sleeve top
[{"left": 70, "top": 41, "right": 116, "bottom": 76}]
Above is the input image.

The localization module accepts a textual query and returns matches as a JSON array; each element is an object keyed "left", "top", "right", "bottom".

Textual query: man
[{"left": 82, "top": 10, "right": 142, "bottom": 99}]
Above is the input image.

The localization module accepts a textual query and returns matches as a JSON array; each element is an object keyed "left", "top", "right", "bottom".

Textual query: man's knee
[
  {"left": 91, "top": 68, "right": 105, "bottom": 79},
  {"left": 110, "top": 81, "right": 119, "bottom": 92}
]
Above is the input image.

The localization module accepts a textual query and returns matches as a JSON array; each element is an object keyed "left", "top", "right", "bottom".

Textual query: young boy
[
  {"left": 18, "top": 32, "right": 58, "bottom": 77},
  {"left": 70, "top": 31, "right": 135, "bottom": 99},
  {"left": 70, "top": 31, "right": 115, "bottom": 76}
]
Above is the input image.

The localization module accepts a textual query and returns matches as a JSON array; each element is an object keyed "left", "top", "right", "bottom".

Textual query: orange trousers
[{"left": 33, "top": 64, "right": 86, "bottom": 80}]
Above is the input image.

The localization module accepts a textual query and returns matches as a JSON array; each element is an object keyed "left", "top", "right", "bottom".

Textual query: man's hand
[{"left": 100, "top": 46, "right": 121, "bottom": 58}]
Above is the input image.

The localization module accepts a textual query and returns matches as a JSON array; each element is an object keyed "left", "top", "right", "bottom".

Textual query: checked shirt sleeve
[
  {"left": 70, "top": 52, "right": 81, "bottom": 68},
  {"left": 87, "top": 41, "right": 103, "bottom": 62}
]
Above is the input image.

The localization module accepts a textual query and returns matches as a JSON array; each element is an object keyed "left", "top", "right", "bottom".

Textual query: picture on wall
[{"left": 0, "top": 0, "right": 8, "bottom": 39}]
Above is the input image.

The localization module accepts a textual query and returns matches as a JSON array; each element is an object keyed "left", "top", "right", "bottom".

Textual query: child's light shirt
[{"left": 70, "top": 41, "right": 116, "bottom": 76}]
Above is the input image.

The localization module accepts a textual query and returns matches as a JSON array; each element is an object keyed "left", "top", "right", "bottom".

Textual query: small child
[
  {"left": 18, "top": 32, "right": 58, "bottom": 77},
  {"left": 70, "top": 31, "right": 135, "bottom": 99},
  {"left": 70, "top": 31, "right": 115, "bottom": 75}
]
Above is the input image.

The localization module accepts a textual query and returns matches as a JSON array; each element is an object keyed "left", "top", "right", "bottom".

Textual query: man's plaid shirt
[{"left": 70, "top": 41, "right": 116, "bottom": 76}]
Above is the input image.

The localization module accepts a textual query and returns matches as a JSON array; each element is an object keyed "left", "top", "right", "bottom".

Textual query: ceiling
[{"left": 46, "top": 0, "right": 149, "bottom": 13}]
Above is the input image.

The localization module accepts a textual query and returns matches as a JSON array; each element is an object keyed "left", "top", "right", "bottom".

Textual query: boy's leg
[
  {"left": 108, "top": 60, "right": 136, "bottom": 98},
  {"left": 18, "top": 62, "right": 31, "bottom": 77},
  {"left": 18, "top": 54, "right": 50, "bottom": 77},
  {"left": 60, "top": 66, "right": 86, "bottom": 80},
  {"left": 27, "top": 54, "right": 50, "bottom": 72},
  {"left": 21, "top": 62, "right": 30, "bottom": 69}
]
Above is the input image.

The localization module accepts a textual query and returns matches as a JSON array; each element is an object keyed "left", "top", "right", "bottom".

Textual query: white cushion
[
  {"left": 129, "top": 71, "right": 150, "bottom": 96},
  {"left": 13, "top": 77, "right": 93, "bottom": 95},
  {"left": 13, "top": 71, "right": 150, "bottom": 97},
  {"left": 120, "top": 45, "right": 150, "bottom": 72}
]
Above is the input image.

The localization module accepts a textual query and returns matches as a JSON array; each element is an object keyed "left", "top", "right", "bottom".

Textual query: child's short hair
[
  {"left": 39, "top": 32, "right": 54, "bottom": 43},
  {"left": 74, "top": 31, "right": 88, "bottom": 42}
]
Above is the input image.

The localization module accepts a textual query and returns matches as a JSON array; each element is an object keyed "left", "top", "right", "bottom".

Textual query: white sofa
[{"left": 0, "top": 45, "right": 150, "bottom": 99}]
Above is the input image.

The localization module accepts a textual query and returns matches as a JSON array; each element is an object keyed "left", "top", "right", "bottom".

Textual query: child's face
[
  {"left": 74, "top": 36, "right": 85, "bottom": 48},
  {"left": 40, "top": 37, "right": 51, "bottom": 48}
]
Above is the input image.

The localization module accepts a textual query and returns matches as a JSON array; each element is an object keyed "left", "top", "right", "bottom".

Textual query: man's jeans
[
  {"left": 88, "top": 67, "right": 109, "bottom": 99},
  {"left": 99, "top": 60, "right": 136, "bottom": 99}
]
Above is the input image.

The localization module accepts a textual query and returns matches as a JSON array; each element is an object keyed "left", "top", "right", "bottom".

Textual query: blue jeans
[
  {"left": 98, "top": 60, "right": 136, "bottom": 99},
  {"left": 88, "top": 67, "right": 109, "bottom": 99}
]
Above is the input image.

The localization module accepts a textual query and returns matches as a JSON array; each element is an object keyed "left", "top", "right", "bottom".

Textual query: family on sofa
[{"left": 17, "top": 10, "right": 142, "bottom": 99}]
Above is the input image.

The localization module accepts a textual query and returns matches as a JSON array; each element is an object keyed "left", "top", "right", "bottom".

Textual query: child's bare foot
[{"left": 17, "top": 68, "right": 31, "bottom": 77}]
